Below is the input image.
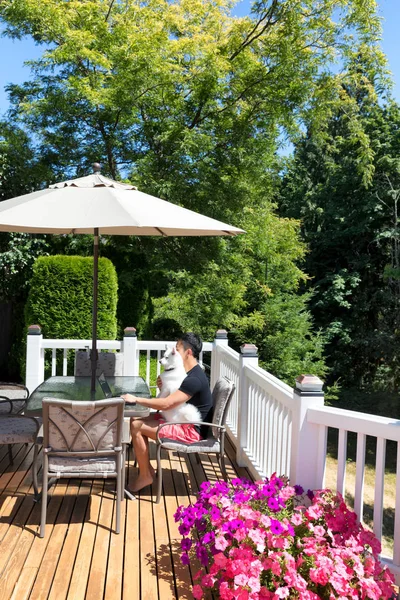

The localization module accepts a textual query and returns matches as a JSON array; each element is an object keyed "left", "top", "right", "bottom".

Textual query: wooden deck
[{"left": 0, "top": 439, "right": 251, "bottom": 600}]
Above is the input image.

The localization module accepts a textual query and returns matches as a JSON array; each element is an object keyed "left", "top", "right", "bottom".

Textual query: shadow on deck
[{"left": 0, "top": 438, "right": 252, "bottom": 600}]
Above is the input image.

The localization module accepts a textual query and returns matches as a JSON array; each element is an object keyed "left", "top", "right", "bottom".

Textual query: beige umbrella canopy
[{"left": 0, "top": 164, "right": 244, "bottom": 391}]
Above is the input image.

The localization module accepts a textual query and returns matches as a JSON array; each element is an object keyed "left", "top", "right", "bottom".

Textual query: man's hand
[
  {"left": 121, "top": 393, "right": 136, "bottom": 405},
  {"left": 156, "top": 376, "right": 162, "bottom": 391}
]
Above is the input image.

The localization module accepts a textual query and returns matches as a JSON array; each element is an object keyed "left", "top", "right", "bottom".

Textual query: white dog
[{"left": 159, "top": 345, "right": 201, "bottom": 423}]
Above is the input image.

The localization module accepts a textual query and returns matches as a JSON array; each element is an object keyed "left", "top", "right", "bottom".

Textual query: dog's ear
[{"left": 172, "top": 346, "right": 176, "bottom": 355}]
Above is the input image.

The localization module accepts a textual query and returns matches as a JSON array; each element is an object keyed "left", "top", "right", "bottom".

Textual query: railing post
[
  {"left": 290, "top": 374, "right": 325, "bottom": 491},
  {"left": 210, "top": 329, "right": 229, "bottom": 390},
  {"left": 25, "top": 324, "right": 45, "bottom": 393},
  {"left": 237, "top": 343, "right": 258, "bottom": 467},
  {"left": 122, "top": 327, "right": 138, "bottom": 376}
]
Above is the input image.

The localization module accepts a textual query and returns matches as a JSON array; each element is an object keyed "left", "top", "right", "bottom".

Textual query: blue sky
[{"left": 0, "top": 0, "right": 399, "bottom": 115}]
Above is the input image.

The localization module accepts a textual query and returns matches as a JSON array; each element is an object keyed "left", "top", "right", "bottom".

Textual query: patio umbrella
[{"left": 0, "top": 164, "right": 244, "bottom": 391}]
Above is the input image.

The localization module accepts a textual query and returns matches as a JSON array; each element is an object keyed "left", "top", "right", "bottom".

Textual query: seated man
[{"left": 122, "top": 332, "right": 213, "bottom": 493}]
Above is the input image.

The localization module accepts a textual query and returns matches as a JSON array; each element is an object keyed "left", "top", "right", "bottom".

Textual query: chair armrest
[
  {"left": 156, "top": 421, "right": 225, "bottom": 444},
  {"left": 36, "top": 424, "right": 44, "bottom": 445}
]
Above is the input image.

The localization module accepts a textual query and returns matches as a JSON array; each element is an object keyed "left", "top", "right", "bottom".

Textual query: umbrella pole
[{"left": 91, "top": 228, "right": 99, "bottom": 393}]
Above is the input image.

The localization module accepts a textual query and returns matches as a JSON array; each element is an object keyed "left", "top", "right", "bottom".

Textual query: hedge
[{"left": 25, "top": 255, "right": 118, "bottom": 340}]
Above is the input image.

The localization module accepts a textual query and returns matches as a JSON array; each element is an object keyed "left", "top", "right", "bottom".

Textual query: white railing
[
  {"left": 306, "top": 405, "right": 400, "bottom": 584},
  {"left": 243, "top": 363, "right": 293, "bottom": 479},
  {"left": 25, "top": 326, "right": 213, "bottom": 396},
  {"left": 212, "top": 343, "right": 240, "bottom": 438},
  {"left": 25, "top": 326, "right": 400, "bottom": 587}
]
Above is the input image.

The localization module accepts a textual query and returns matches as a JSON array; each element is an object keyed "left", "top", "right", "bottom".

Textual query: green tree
[
  {"left": 0, "top": 119, "right": 54, "bottom": 300},
  {"left": 0, "top": 0, "right": 386, "bottom": 382},
  {"left": 280, "top": 80, "right": 400, "bottom": 389},
  {"left": 0, "top": 121, "right": 54, "bottom": 378}
]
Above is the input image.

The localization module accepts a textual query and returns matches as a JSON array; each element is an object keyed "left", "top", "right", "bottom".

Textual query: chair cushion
[
  {"left": 211, "top": 377, "right": 234, "bottom": 438},
  {"left": 0, "top": 417, "right": 38, "bottom": 444},
  {"left": 159, "top": 436, "right": 220, "bottom": 453},
  {"left": 0, "top": 399, "right": 26, "bottom": 415},
  {"left": 48, "top": 456, "right": 117, "bottom": 474}
]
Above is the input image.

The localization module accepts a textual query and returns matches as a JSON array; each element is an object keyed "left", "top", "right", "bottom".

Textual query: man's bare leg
[{"left": 129, "top": 419, "right": 159, "bottom": 493}]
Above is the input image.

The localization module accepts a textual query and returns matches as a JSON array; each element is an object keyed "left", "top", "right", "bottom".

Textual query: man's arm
[{"left": 122, "top": 389, "right": 191, "bottom": 411}]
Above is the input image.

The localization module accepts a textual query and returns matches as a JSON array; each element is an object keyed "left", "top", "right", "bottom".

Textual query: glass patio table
[{"left": 26, "top": 375, "right": 152, "bottom": 418}]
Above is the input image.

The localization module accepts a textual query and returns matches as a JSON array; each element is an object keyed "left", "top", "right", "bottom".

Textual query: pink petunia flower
[
  {"left": 192, "top": 584, "right": 203, "bottom": 599},
  {"left": 215, "top": 535, "right": 229, "bottom": 551}
]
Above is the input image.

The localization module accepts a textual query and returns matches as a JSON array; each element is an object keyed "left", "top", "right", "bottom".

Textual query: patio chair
[
  {"left": 0, "top": 382, "right": 40, "bottom": 496},
  {"left": 38, "top": 397, "right": 127, "bottom": 538},
  {"left": 74, "top": 350, "right": 124, "bottom": 376},
  {"left": 155, "top": 376, "right": 235, "bottom": 504}
]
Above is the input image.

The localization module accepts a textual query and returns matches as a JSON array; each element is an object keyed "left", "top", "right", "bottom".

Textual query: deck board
[{"left": 0, "top": 438, "right": 252, "bottom": 599}]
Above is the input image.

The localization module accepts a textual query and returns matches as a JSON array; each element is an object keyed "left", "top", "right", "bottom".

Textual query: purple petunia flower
[
  {"left": 186, "top": 516, "right": 196, "bottom": 527},
  {"left": 210, "top": 506, "right": 221, "bottom": 520},
  {"left": 195, "top": 518, "right": 207, "bottom": 532},
  {"left": 294, "top": 484, "right": 304, "bottom": 495},
  {"left": 241, "top": 478, "right": 252, "bottom": 488},
  {"left": 262, "top": 483, "right": 275, "bottom": 497},
  {"left": 233, "top": 491, "right": 247, "bottom": 503},
  {"left": 210, "top": 543, "right": 218, "bottom": 555},
  {"left": 286, "top": 524, "right": 295, "bottom": 536},
  {"left": 307, "top": 489, "right": 315, "bottom": 500},
  {"left": 196, "top": 545, "right": 209, "bottom": 567},
  {"left": 214, "top": 481, "right": 229, "bottom": 494},
  {"left": 181, "top": 552, "right": 190, "bottom": 565},
  {"left": 221, "top": 518, "right": 244, "bottom": 533},
  {"left": 268, "top": 497, "right": 280, "bottom": 512},
  {"left": 195, "top": 505, "right": 207, "bottom": 518},
  {"left": 200, "top": 481, "right": 211, "bottom": 492},
  {"left": 179, "top": 523, "right": 191, "bottom": 536},
  {"left": 202, "top": 531, "right": 215, "bottom": 544},
  {"left": 270, "top": 519, "right": 284, "bottom": 535},
  {"left": 181, "top": 537, "right": 192, "bottom": 551}
]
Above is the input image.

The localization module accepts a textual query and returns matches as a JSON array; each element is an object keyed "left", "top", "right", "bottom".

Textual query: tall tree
[
  {"left": 0, "top": 121, "right": 52, "bottom": 377},
  {"left": 280, "top": 64, "right": 400, "bottom": 389}
]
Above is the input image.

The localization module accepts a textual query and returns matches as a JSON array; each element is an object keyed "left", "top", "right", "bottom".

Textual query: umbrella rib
[{"left": 155, "top": 227, "right": 168, "bottom": 237}]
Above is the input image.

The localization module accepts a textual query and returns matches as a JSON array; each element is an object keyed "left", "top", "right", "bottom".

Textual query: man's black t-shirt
[{"left": 179, "top": 364, "right": 213, "bottom": 438}]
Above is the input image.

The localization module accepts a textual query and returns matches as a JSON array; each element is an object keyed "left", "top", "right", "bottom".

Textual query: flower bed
[{"left": 175, "top": 476, "right": 396, "bottom": 599}]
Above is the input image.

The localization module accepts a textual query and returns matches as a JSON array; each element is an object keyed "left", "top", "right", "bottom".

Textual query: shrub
[{"left": 25, "top": 255, "right": 118, "bottom": 339}]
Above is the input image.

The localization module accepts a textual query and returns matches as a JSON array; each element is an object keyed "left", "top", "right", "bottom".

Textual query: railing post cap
[
  {"left": 295, "top": 374, "right": 324, "bottom": 392},
  {"left": 215, "top": 329, "right": 228, "bottom": 339},
  {"left": 27, "top": 324, "right": 42, "bottom": 335},
  {"left": 124, "top": 327, "right": 137, "bottom": 337},
  {"left": 240, "top": 343, "right": 258, "bottom": 357}
]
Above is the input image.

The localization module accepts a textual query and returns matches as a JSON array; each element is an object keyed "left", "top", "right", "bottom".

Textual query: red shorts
[{"left": 154, "top": 413, "right": 201, "bottom": 444}]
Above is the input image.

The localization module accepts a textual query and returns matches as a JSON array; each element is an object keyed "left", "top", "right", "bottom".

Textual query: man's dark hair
[{"left": 178, "top": 332, "right": 203, "bottom": 360}]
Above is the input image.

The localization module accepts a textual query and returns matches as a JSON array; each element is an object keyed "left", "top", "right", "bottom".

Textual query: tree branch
[
  {"left": 229, "top": 0, "right": 280, "bottom": 61},
  {"left": 188, "top": 67, "right": 276, "bottom": 129},
  {"left": 105, "top": 1, "right": 116, "bottom": 23}
]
